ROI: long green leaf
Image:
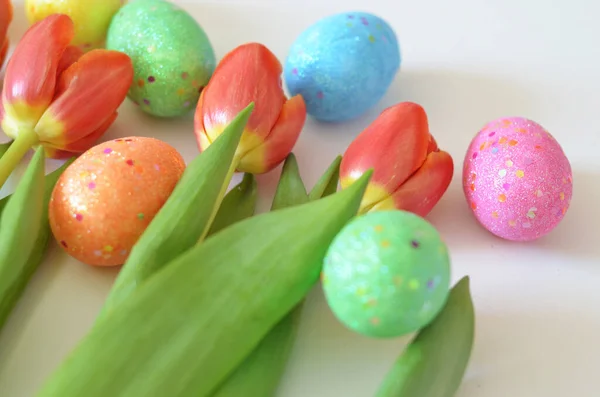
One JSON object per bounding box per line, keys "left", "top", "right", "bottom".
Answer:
{"left": 208, "top": 173, "right": 257, "bottom": 237}
{"left": 0, "top": 142, "right": 11, "bottom": 158}
{"left": 37, "top": 171, "right": 372, "bottom": 397}
{"left": 101, "top": 103, "right": 254, "bottom": 315}
{"left": 308, "top": 155, "right": 342, "bottom": 200}
{"left": 211, "top": 153, "right": 309, "bottom": 397}
{"left": 0, "top": 148, "right": 46, "bottom": 283}
{"left": 375, "top": 276, "right": 475, "bottom": 397}
{"left": 0, "top": 158, "right": 74, "bottom": 330}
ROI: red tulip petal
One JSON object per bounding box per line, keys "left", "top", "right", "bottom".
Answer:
{"left": 200, "top": 43, "right": 286, "bottom": 146}
{"left": 56, "top": 45, "right": 84, "bottom": 78}
{"left": 378, "top": 150, "right": 454, "bottom": 217}
{"left": 1, "top": 14, "right": 74, "bottom": 133}
{"left": 43, "top": 112, "right": 118, "bottom": 159}
{"left": 35, "top": 49, "right": 133, "bottom": 147}
{"left": 0, "top": 0, "right": 12, "bottom": 67}
{"left": 240, "top": 94, "right": 306, "bottom": 174}
{"left": 340, "top": 102, "right": 431, "bottom": 200}
{"left": 194, "top": 89, "right": 213, "bottom": 152}
{"left": 0, "top": 39, "right": 7, "bottom": 70}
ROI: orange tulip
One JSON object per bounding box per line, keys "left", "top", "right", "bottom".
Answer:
{"left": 0, "top": 14, "right": 133, "bottom": 187}
{"left": 0, "top": 0, "right": 12, "bottom": 68}
{"left": 194, "top": 43, "right": 306, "bottom": 174}
{"left": 340, "top": 102, "right": 454, "bottom": 217}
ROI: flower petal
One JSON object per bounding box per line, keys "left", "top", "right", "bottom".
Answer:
{"left": 200, "top": 43, "right": 285, "bottom": 145}
{"left": 0, "top": 0, "right": 12, "bottom": 67}
{"left": 35, "top": 49, "right": 133, "bottom": 146}
{"left": 43, "top": 112, "right": 118, "bottom": 159}
{"left": 375, "top": 150, "right": 454, "bottom": 217}
{"left": 1, "top": 14, "right": 74, "bottom": 133}
{"left": 56, "top": 45, "right": 84, "bottom": 78}
{"left": 340, "top": 102, "right": 431, "bottom": 199}
{"left": 240, "top": 94, "right": 306, "bottom": 174}
{"left": 194, "top": 89, "right": 213, "bottom": 151}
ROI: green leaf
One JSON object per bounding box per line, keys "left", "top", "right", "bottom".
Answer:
{"left": 0, "top": 158, "right": 74, "bottom": 330}
{"left": 375, "top": 276, "right": 475, "bottom": 397}
{"left": 100, "top": 103, "right": 254, "bottom": 316}
{"left": 308, "top": 155, "right": 342, "bottom": 201}
{"left": 270, "top": 153, "right": 308, "bottom": 210}
{"left": 37, "top": 171, "right": 372, "bottom": 397}
{"left": 211, "top": 153, "right": 310, "bottom": 397}
{"left": 208, "top": 173, "right": 257, "bottom": 237}
{"left": 0, "top": 141, "right": 12, "bottom": 158}
{"left": 0, "top": 148, "right": 46, "bottom": 281}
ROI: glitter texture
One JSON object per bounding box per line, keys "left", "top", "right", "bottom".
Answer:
{"left": 49, "top": 137, "right": 186, "bottom": 266}
{"left": 463, "top": 117, "right": 573, "bottom": 242}
{"left": 106, "top": 0, "right": 216, "bottom": 118}
{"left": 321, "top": 210, "right": 451, "bottom": 338}
{"left": 283, "top": 12, "right": 401, "bottom": 122}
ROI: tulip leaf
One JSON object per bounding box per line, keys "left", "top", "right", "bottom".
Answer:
{"left": 211, "top": 153, "right": 310, "bottom": 397}
{"left": 308, "top": 155, "right": 342, "bottom": 201}
{"left": 208, "top": 173, "right": 258, "bottom": 237}
{"left": 0, "top": 141, "right": 11, "bottom": 158}
{"left": 375, "top": 276, "right": 475, "bottom": 397}
{"left": 270, "top": 153, "right": 309, "bottom": 210}
{"left": 0, "top": 158, "right": 74, "bottom": 330}
{"left": 36, "top": 171, "right": 372, "bottom": 397}
{"left": 100, "top": 103, "right": 254, "bottom": 316}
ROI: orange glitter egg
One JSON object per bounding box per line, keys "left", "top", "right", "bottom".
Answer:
{"left": 49, "top": 137, "right": 186, "bottom": 266}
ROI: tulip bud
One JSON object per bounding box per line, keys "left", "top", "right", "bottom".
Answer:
{"left": 194, "top": 43, "right": 306, "bottom": 174}
{"left": 0, "top": 0, "right": 12, "bottom": 68}
{"left": 0, "top": 14, "right": 133, "bottom": 187}
{"left": 340, "top": 102, "right": 454, "bottom": 217}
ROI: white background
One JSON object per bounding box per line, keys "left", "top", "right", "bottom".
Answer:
{"left": 1, "top": 0, "right": 599, "bottom": 396}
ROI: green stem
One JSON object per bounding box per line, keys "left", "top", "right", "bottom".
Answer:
{"left": 198, "top": 156, "right": 240, "bottom": 243}
{"left": 0, "top": 130, "right": 39, "bottom": 189}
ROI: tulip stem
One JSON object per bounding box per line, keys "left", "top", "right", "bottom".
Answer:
{"left": 197, "top": 156, "right": 241, "bottom": 243}
{"left": 0, "top": 130, "right": 39, "bottom": 189}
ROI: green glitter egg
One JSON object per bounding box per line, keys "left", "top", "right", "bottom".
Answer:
{"left": 106, "top": 0, "right": 216, "bottom": 118}
{"left": 322, "top": 210, "right": 451, "bottom": 338}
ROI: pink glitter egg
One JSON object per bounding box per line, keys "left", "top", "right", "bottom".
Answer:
{"left": 49, "top": 137, "right": 186, "bottom": 266}
{"left": 462, "top": 117, "right": 573, "bottom": 242}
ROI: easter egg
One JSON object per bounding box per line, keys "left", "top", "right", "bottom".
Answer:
{"left": 106, "top": 0, "right": 216, "bottom": 118}
{"left": 49, "top": 137, "right": 186, "bottom": 266}
{"left": 284, "top": 12, "right": 401, "bottom": 123}
{"left": 25, "top": 0, "right": 122, "bottom": 50}
{"left": 463, "top": 117, "right": 573, "bottom": 242}
{"left": 322, "top": 210, "right": 451, "bottom": 338}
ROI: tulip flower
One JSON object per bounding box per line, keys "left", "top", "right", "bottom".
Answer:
{"left": 0, "top": 14, "right": 133, "bottom": 188}
{"left": 340, "top": 102, "right": 454, "bottom": 217}
{"left": 0, "top": 0, "right": 12, "bottom": 68}
{"left": 194, "top": 43, "right": 306, "bottom": 174}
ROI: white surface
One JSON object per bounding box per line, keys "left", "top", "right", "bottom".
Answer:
{"left": 1, "top": 0, "right": 599, "bottom": 396}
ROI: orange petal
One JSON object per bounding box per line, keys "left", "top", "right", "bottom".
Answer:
{"left": 375, "top": 150, "right": 454, "bottom": 217}
{"left": 0, "top": 0, "right": 12, "bottom": 67}
{"left": 35, "top": 49, "right": 133, "bottom": 147}
{"left": 340, "top": 102, "right": 431, "bottom": 202}
{"left": 43, "top": 112, "right": 118, "bottom": 159}
{"left": 194, "top": 89, "right": 213, "bottom": 152}
{"left": 240, "top": 94, "right": 306, "bottom": 174}
{"left": 1, "top": 14, "right": 74, "bottom": 132}
{"left": 56, "top": 45, "right": 84, "bottom": 78}
{"left": 199, "top": 43, "right": 286, "bottom": 146}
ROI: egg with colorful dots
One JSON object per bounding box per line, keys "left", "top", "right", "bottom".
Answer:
{"left": 322, "top": 210, "right": 451, "bottom": 338}
{"left": 25, "top": 0, "right": 123, "bottom": 51}
{"left": 463, "top": 117, "right": 573, "bottom": 242}
{"left": 106, "top": 0, "right": 216, "bottom": 118}
{"left": 284, "top": 12, "right": 401, "bottom": 123}
{"left": 49, "top": 137, "right": 186, "bottom": 267}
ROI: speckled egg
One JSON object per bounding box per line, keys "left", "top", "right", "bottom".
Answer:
{"left": 284, "top": 11, "right": 401, "bottom": 123}
{"left": 49, "top": 137, "right": 186, "bottom": 266}
{"left": 463, "top": 117, "right": 573, "bottom": 242}
{"left": 25, "top": 0, "right": 123, "bottom": 50}
{"left": 106, "top": 0, "right": 216, "bottom": 118}
{"left": 322, "top": 210, "right": 451, "bottom": 338}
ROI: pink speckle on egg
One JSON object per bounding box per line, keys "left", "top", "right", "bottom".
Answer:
{"left": 462, "top": 117, "right": 573, "bottom": 242}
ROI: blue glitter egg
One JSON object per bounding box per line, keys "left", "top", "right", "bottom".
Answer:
{"left": 284, "top": 12, "right": 401, "bottom": 123}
